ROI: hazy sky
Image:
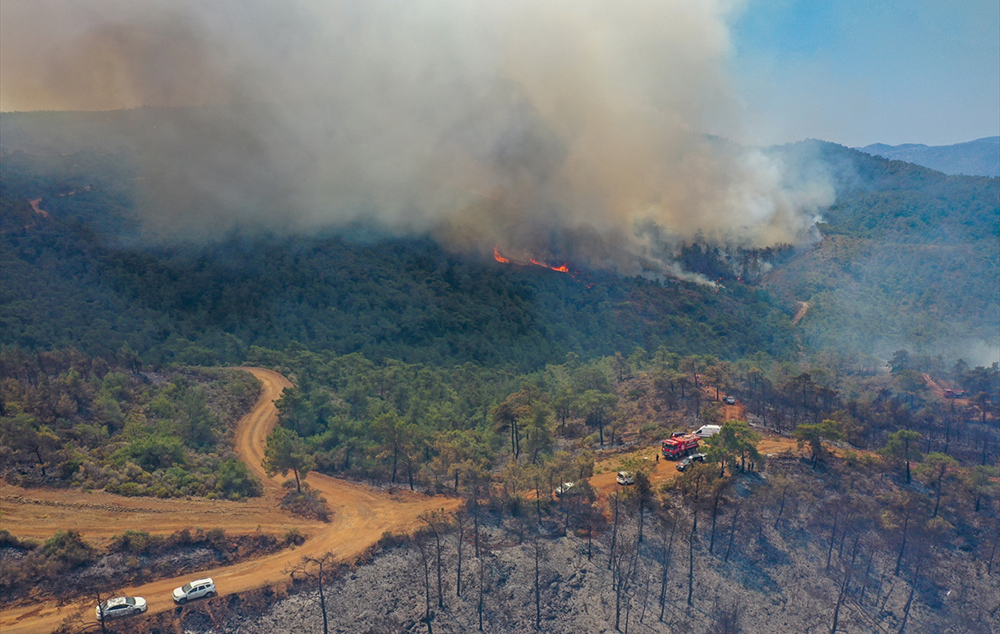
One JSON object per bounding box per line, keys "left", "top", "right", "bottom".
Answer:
{"left": 2, "top": 0, "right": 997, "bottom": 148}
{"left": 729, "top": 0, "right": 1000, "bottom": 147}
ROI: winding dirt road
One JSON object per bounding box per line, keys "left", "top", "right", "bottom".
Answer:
{"left": 0, "top": 367, "right": 460, "bottom": 634}
{"left": 791, "top": 301, "right": 810, "bottom": 325}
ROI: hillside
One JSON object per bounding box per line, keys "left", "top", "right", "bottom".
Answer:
{"left": 4, "top": 112, "right": 998, "bottom": 369}
{"left": 858, "top": 137, "right": 1000, "bottom": 178}
{"left": 9, "top": 352, "right": 996, "bottom": 634}
{"left": 0, "top": 210, "right": 798, "bottom": 368}
{"left": 2, "top": 112, "right": 998, "bottom": 634}
{"left": 1, "top": 110, "right": 799, "bottom": 369}
{"left": 763, "top": 141, "right": 1000, "bottom": 362}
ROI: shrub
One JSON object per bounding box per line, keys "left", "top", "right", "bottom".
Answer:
{"left": 215, "top": 458, "right": 262, "bottom": 499}
{"left": 116, "top": 482, "right": 144, "bottom": 496}
{"left": 282, "top": 529, "right": 305, "bottom": 546}
{"left": 279, "top": 485, "right": 330, "bottom": 522}
{"left": 109, "top": 530, "right": 155, "bottom": 555}
{"left": 40, "top": 530, "right": 95, "bottom": 569}
{"left": 0, "top": 530, "right": 36, "bottom": 550}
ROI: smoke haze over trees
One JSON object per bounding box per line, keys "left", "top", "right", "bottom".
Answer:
{"left": 0, "top": 0, "right": 838, "bottom": 278}
{"left": 1, "top": 3, "right": 999, "bottom": 633}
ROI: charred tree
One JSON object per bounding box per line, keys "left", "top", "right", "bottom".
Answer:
{"left": 724, "top": 505, "right": 740, "bottom": 563}
{"left": 613, "top": 537, "right": 640, "bottom": 632}
{"left": 895, "top": 513, "right": 910, "bottom": 576}
{"left": 609, "top": 492, "right": 621, "bottom": 570}
{"left": 897, "top": 559, "right": 923, "bottom": 634}
{"left": 419, "top": 510, "right": 451, "bottom": 614}
{"left": 826, "top": 507, "right": 841, "bottom": 571}
{"left": 687, "top": 509, "right": 698, "bottom": 608}
{"left": 658, "top": 513, "right": 677, "bottom": 622}
{"left": 456, "top": 512, "right": 466, "bottom": 597}
{"left": 830, "top": 533, "right": 862, "bottom": 634}
{"left": 416, "top": 535, "right": 433, "bottom": 628}
{"left": 473, "top": 486, "right": 481, "bottom": 558}
{"left": 708, "top": 478, "right": 730, "bottom": 554}
{"left": 286, "top": 552, "right": 337, "bottom": 634}
{"left": 533, "top": 535, "right": 545, "bottom": 630}
{"left": 477, "top": 556, "right": 486, "bottom": 631}
{"left": 988, "top": 527, "right": 998, "bottom": 576}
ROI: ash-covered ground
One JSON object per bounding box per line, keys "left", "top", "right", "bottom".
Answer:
{"left": 176, "top": 506, "right": 997, "bottom": 634}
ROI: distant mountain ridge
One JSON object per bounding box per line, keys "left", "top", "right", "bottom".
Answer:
{"left": 857, "top": 136, "right": 999, "bottom": 177}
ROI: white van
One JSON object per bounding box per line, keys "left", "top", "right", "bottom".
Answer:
{"left": 693, "top": 425, "right": 721, "bottom": 438}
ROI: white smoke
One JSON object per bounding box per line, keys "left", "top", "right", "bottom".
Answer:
{"left": 0, "top": 0, "right": 835, "bottom": 272}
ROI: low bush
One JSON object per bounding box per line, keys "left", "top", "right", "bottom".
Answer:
{"left": 279, "top": 484, "right": 330, "bottom": 522}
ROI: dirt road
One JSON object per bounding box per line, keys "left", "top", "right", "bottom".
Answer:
{"left": 589, "top": 433, "right": 807, "bottom": 498}
{"left": 791, "top": 301, "right": 810, "bottom": 325}
{"left": 0, "top": 368, "right": 459, "bottom": 634}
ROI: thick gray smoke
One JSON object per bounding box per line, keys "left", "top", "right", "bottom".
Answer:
{"left": 1, "top": 0, "right": 834, "bottom": 275}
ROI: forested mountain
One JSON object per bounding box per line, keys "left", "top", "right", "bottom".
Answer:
{"left": 2, "top": 110, "right": 999, "bottom": 634}
{"left": 1, "top": 109, "right": 798, "bottom": 368}
{"left": 858, "top": 136, "right": 1000, "bottom": 177}
{"left": 3, "top": 112, "right": 997, "bottom": 370}
{"left": 0, "top": 204, "right": 797, "bottom": 368}
{"left": 764, "top": 140, "right": 999, "bottom": 362}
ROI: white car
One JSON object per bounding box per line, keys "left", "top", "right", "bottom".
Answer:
{"left": 554, "top": 482, "right": 575, "bottom": 497}
{"left": 96, "top": 596, "right": 147, "bottom": 621}
{"left": 173, "top": 577, "right": 216, "bottom": 603}
{"left": 723, "top": 396, "right": 736, "bottom": 405}
{"left": 616, "top": 471, "right": 635, "bottom": 485}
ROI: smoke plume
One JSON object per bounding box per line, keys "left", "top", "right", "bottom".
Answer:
{"left": 1, "top": 0, "right": 835, "bottom": 275}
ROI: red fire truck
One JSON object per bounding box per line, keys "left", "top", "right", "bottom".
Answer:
{"left": 662, "top": 433, "right": 701, "bottom": 460}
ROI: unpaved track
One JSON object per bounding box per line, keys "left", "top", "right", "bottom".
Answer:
{"left": 0, "top": 367, "right": 459, "bottom": 634}
{"left": 590, "top": 433, "right": 809, "bottom": 498}
{"left": 791, "top": 301, "right": 810, "bottom": 325}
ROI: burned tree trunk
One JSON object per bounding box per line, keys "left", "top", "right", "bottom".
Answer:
{"left": 416, "top": 537, "right": 433, "bottom": 626}
{"left": 830, "top": 534, "right": 861, "bottom": 634}
{"left": 609, "top": 492, "right": 621, "bottom": 570}
{"left": 895, "top": 513, "right": 910, "bottom": 576}
{"left": 687, "top": 509, "right": 698, "bottom": 608}
{"left": 478, "top": 557, "right": 486, "bottom": 631}
{"left": 897, "top": 559, "right": 922, "bottom": 634}
{"left": 286, "top": 552, "right": 337, "bottom": 634}
{"left": 533, "top": 536, "right": 543, "bottom": 630}
{"left": 456, "top": 513, "right": 466, "bottom": 597}
{"left": 724, "top": 505, "right": 740, "bottom": 563}
{"left": 659, "top": 516, "right": 677, "bottom": 622}
{"left": 826, "top": 508, "right": 840, "bottom": 571}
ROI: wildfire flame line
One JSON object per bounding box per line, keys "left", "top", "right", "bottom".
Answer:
{"left": 494, "top": 246, "right": 570, "bottom": 274}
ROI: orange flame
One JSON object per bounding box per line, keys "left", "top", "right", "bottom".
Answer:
{"left": 494, "top": 246, "right": 570, "bottom": 274}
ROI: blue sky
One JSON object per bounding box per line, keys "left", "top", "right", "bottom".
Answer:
{"left": 729, "top": 0, "right": 1000, "bottom": 147}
